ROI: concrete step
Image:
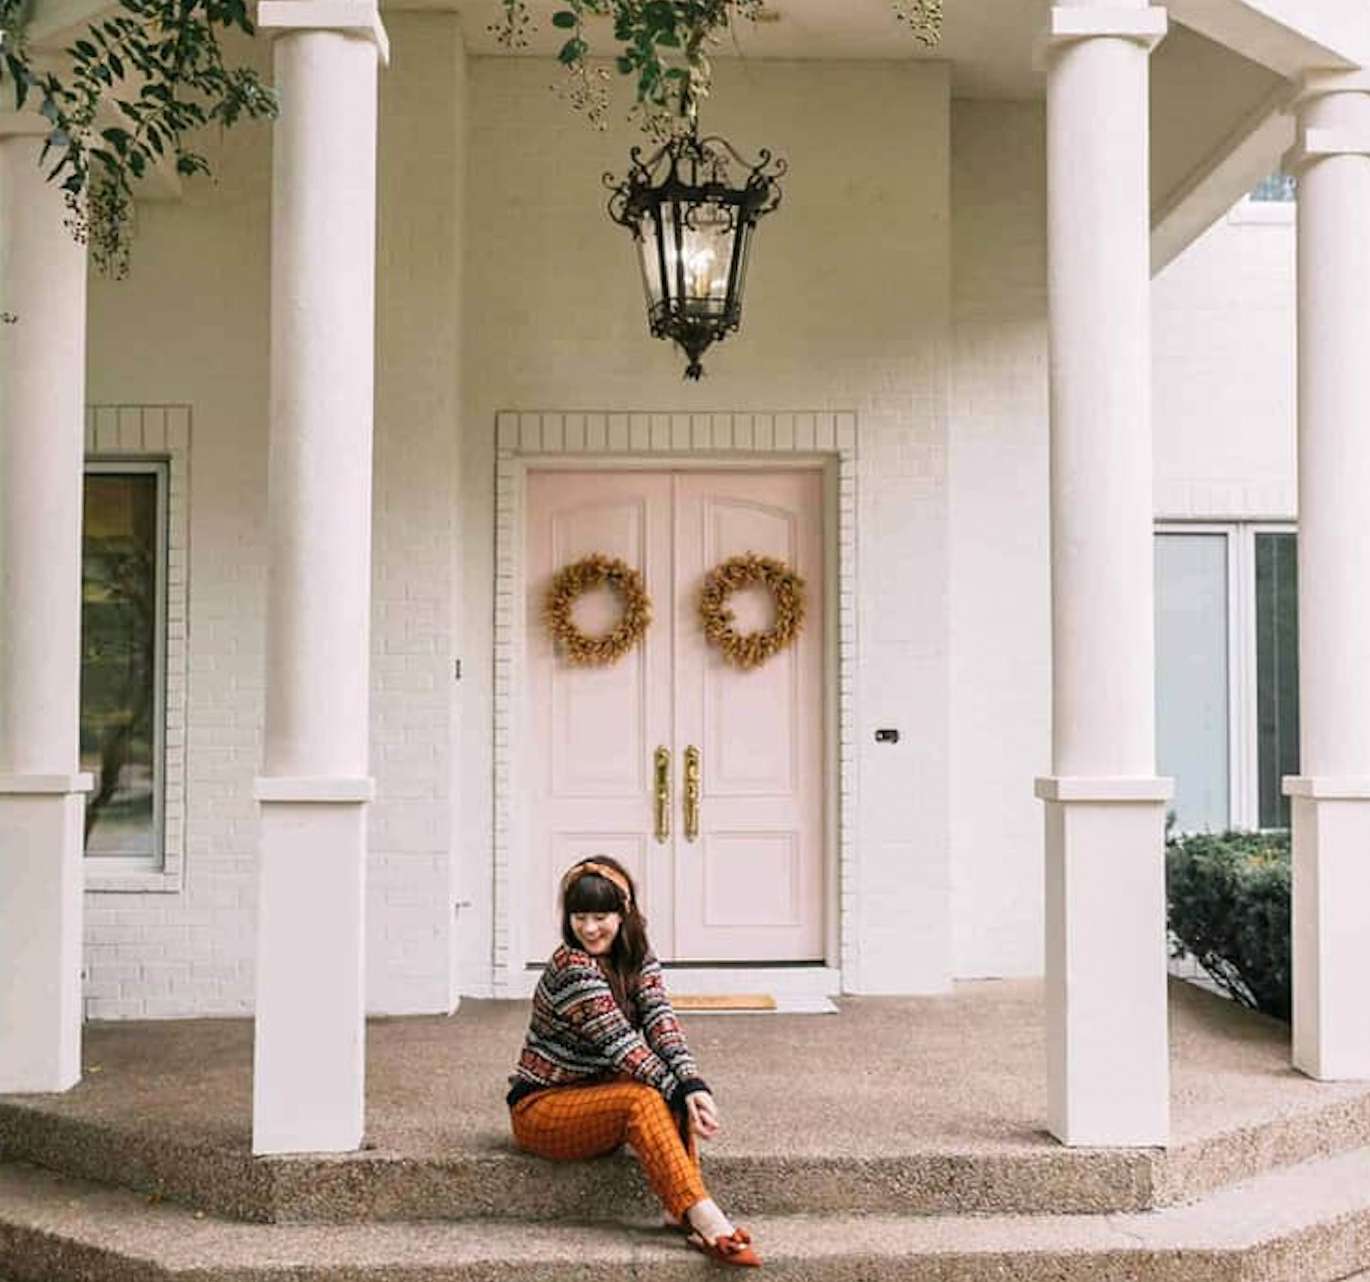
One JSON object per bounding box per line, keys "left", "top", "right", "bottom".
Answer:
{"left": 7, "top": 1085, "right": 1370, "bottom": 1226}
{"left": 7, "top": 1144, "right": 1370, "bottom": 1282}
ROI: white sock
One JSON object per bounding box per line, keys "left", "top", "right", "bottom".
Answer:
{"left": 685, "top": 1198, "right": 734, "bottom": 1241}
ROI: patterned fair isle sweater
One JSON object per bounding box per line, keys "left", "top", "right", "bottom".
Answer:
{"left": 506, "top": 944, "right": 709, "bottom": 1110}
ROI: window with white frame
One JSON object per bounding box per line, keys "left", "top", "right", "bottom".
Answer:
{"left": 1154, "top": 524, "right": 1300, "bottom": 833}
{"left": 81, "top": 461, "right": 168, "bottom": 864}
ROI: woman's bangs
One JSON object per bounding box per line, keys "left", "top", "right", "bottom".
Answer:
{"left": 563, "top": 873, "right": 622, "bottom": 915}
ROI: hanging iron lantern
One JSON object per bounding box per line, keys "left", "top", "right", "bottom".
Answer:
{"left": 606, "top": 127, "right": 786, "bottom": 380}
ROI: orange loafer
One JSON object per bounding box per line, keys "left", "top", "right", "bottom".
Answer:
{"left": 687, "top": 1226, "right": 762, "bottom": 1268}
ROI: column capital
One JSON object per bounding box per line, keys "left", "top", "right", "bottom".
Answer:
{"left": 257, "top": 0, "right": 389, "bottom": 65}
{"left": 1295, "top": 68, "right": 1370, "bottom": 107}
{"left": 1284, "top": 124, "right": 1370, "bottom": 174}
{"left": 1044, "top": 6, "right": 1168, "bottom": 52}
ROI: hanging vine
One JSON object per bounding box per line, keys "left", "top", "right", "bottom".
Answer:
{"left": 0, "top": 0, "right": 277, "bottom": 276}
{"left": 491, "top": 0, "right": 944, "bottom": 134}
{"left": 0, "top": 0, "right": 942, "bottom": 273}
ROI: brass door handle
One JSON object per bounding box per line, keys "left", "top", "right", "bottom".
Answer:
{"left": 684, "top": 745, "right": 701, "bottom": 843}
{"left": 654, "top": 746, "right": 671, "bottom": 844}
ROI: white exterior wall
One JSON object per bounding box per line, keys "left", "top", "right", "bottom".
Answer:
{"left": 459, "top": 57, "right": 955, "bottom": 996}
{"left": 82, "top": 15, "right": 464, "bottom": 1018}
{"left": 74, "top": 35, "right": 1291, "bottom": 1014}
{"left": 948, "top": 100, "right": 1051, "bottom": 979}
{"left": 1153, "top": 201, "right": 1297, "bottom": 520}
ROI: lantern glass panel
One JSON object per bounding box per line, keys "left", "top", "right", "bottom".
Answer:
{"left": 636, "top": 210, "right": 666, "bottom": 310}
{"left": 731, "top": 217, "right": 757, "bottom": 317}
{"left": 679, "top": 202, "right": 735, "bottom": 318}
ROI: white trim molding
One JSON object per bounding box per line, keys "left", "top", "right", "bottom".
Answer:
{"left": 1048, "top": 6, "right": 1169, "bottom": 48}
{"left": 83, "top": 405, "right": 191, "bottom": 896}
{"left": 257, "top": 0, "right": 390, "bottom": 65}
{"left": 1033, "top": 776, "right": 1175, "bottom": 802}
{"left": 490, "top": 410, "right": 859, "bottom": 997}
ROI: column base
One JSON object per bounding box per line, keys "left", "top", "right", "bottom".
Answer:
{"left": 253, "top": 790, "right": 369, "bottom": 1155}
{"left": 0, "top": 776, "right": 92, "bottom": 1093}
{"left": 1037, "top": 776, "right": 1172, "bottom": 1147}
{"left": 1285, "top": 778, "right": 1370, "bottom": 1081}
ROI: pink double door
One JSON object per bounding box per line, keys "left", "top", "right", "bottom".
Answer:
{"left": 525, "top": 468, "right": 826, "bottom": 963}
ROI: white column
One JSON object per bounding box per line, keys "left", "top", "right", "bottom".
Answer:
{"left": 251, "top": 1, "right": 388, "bottom": 1155}
{"left": 1283, "top": 71, "right": 1370, "bottom": 1083}
{"left": 0, "top": 115, "right": 93, "bottom": 1093}
{"left": 1036, "top": 3, "right": 1172, "bottom": 1147}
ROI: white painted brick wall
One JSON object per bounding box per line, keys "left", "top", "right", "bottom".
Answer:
{"left": 947, "top": 101, "right": 1052, "bottom": 980}
{"left": 77, "top": 38, "right": 1288, "bottom": 1014}
{"left": 81, "top": 16, "right": 465, "bottom": 1019}
{"left": 461, "top": 57, "right": 953, "bottom": 996}
{"left": 1153, "top": 201, "right": 1296, "bottom": 519}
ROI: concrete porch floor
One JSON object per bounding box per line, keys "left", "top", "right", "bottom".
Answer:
{"left": 4, "top": 977, "right": 1370, "bottom": 1224}
{"left": 9, "top": 979, "right": 1370, "bottom": 1280}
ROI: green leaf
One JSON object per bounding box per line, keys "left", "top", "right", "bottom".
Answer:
{"left": 5, "top": 55, "right": 29, "bottom": 111}
{"left": 551, "top": 9, "right": 577, "bottom": 27}
{"left": 557, "top": 36, "right": 586, "bottom": 64}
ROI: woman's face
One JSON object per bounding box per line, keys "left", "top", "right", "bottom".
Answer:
{"left": 570, "top": 911, "right": 622, "bottom": 956}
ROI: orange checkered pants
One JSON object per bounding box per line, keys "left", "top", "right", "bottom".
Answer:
{"left": 510, "top": 1079, "right": 709, "bottom": 1219}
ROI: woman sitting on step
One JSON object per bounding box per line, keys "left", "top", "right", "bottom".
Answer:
{"left": 507, "top": 856, "right": 761, "bottom": 1268}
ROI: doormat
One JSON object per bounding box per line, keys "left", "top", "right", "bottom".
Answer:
{"left": 673, "top": 994, "right": 839, "bottom": 1015}
{"left": 674, "top": 994, "right": 777, "bottom": 1011}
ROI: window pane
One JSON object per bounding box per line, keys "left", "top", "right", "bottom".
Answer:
{"left": 1250, "top": 171, "right": 1297, "bottom": 202}
{"left": 81, "top": 472, "right": 160, "bottom": 857}
{"left": 1256, "top": 532, "right": 1299, "bottom": 828}
{"left": 1155, "top": 534, "right": 1230, "bottom": 833}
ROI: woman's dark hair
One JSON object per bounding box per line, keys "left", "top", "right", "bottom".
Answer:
{"left": 560, "top": 855, "right": 650, "bottom": 1021}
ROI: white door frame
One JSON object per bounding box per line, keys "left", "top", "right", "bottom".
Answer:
{"left": 491, "top": 411, "right": 860, "bottom": 997}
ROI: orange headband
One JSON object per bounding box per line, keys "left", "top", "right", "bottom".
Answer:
{"left": 561, "top": 860, "right": 633, "bottom": 910}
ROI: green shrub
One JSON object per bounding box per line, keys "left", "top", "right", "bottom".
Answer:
{"left": 1165, "top": 828, "right": 1291, "bottom": 1021}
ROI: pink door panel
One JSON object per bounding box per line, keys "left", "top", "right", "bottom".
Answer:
{"left": 526, "top": 471, "right": 673, "bottom": 960}
{"left": 673, "top": 471, "right": 825, "bottom": 961}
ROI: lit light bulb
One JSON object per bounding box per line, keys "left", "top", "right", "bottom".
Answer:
{"left": 686, "top": 245, "right": 716, "bottom": 298}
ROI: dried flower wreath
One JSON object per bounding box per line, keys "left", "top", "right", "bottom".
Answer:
{"left": 698, "top": 552, "right": 804, "bottom": 670}
{"left": 544, "top": 553, "right": 652, "bottom": 665}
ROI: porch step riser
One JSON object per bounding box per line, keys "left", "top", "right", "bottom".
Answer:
{"left": 8, "top": 1150, "right": 1370, "bottom": 1282}
{"left": 9, "top": 1092, "right": 1370, "bottom": 1227}
{"left": 4, "top": 1217, "right": 1370, "bottom": 1282}
{"left": 1, "top": 1112, "right": 1161, "bottom": 1221}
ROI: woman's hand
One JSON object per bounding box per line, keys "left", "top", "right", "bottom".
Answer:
{"left": 685, "top": 1090, "right": 720, "bottom": 1141}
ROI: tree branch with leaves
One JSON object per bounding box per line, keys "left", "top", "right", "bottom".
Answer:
{"left": 0, "top": 0, "right": 276, "bottom": 275}
{"left": 491, "top": 0, "right": 944, "bottom": 134}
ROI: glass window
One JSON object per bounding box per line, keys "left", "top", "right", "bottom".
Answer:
{"left": 1250, "top": 172, "right": 1297, "bottom": 202}
{"left": 1155, "top": 533, "right": 1230, "bottom": 833}
{"left": 81, "top": 465, "right": 166, "bottom": 860}
{"left": 1255, "top": 532, "right": 1299, "bottom": 828}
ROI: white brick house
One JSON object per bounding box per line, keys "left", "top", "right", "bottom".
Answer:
{"left": 2, "top": 0, "right": 1366, "bottom": 1155}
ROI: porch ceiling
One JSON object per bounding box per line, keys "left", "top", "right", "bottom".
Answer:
{"left": 446, "top": 0, "right": 1049, "bottom": 98}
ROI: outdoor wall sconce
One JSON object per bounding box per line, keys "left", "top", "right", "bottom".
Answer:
{"left": 606, "top": 127, "right": 786, "bottom": 380}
